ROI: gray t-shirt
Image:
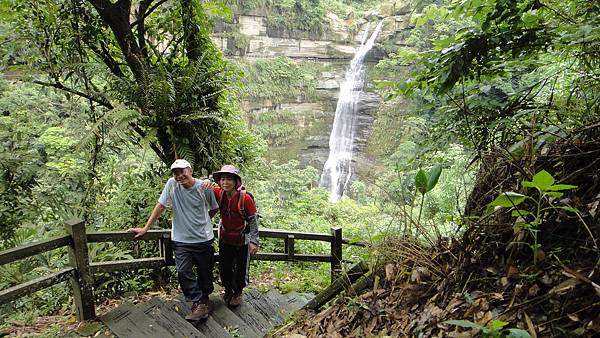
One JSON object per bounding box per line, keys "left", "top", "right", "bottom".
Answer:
{"left": 158, "top": 177, "right": 218, "bottom": 243}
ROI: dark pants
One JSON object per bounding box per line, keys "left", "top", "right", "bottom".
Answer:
{"left": 172, "top": 240, "right": 214, "bottom": 304}
{"left": 218, "top": 241, "right": 250, "bottom": 295}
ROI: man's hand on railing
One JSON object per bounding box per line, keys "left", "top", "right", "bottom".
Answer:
{"left": 127, "top": 227, "right": 148, "bottom": 238}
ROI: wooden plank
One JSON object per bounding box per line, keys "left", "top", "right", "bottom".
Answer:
{"left": 282, "top": 291, "right": 311, "bottom": 312}
{"left": 228, "top": 297, "right": 272, "bottom": 336}
{"left": 252, "top": 253, "right": 331, "bottom": 262}
{"left": 100, "top": 301, "right": 135, "bottom": 324}
{"left": 90, "top": 258, "right": 166, "bottom": 274}
{"left": 264, "top": 289, "right": 297, "bottom": 317}
{"left": 303, "top": 260, "right": 368, "bottom": 311}
{"left": 259, "top": 228, "right": 333, "bottom": 242}
{"left": 87, "top": 229, "right": 169, "bottom": 243}
{"left": 87, "top": 228, "right": 335, "bottom": 242}
{"left": 139, "top": 298, "right": 205, "bottom": 337}
{"left": 100, "top": 301, "right": 174, "bottom": 338}
{"left": 242, "top": 288, "right": 285, "bottom": 327}
{"left": 0, "top": 235, "right": 71, "bottom": 266}
{"left": 165, "top": 297, "right": 232, "bottom": 338}
{"left": 65, "top": 219, "right": 95, "bottom": 321}
{"left": 0, "top": 268, "right": 74, "bottom": 304}
{"left": 330, "top": 227, "right": 342, "bottom": 282}
{"left": 341, "top": 238, "right": 370, "bottom": 247}
{"left": 208, "top": 295, "right": 261, "bottom": 338}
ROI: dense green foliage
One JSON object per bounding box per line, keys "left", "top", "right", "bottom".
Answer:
{"left": 1, "top": 0, "right": 262, "bottom": 173}
{"left": 234, "top": 57, "right": 322, "bottom": 103}
{"left": 385, "top": 0, "right": 600, "bottom": 154}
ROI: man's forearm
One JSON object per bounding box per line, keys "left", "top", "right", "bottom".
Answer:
{"left": 145, "top": 203, "right": 165, "bottom": 229}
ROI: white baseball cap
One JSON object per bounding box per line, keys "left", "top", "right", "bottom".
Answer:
{"left": 170, "top": 159, "right": 191, "bottom": 170}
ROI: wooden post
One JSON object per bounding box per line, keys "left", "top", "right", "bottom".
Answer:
{"left": 161, "top": 233, "right": 175, "bottom": 266}
{"left": 65, "top": 219, "right": 95, "bottom": 321}
{"left": 286, "top": 235, "right": 295, "bottom": 260}
{"left": 330, "top": 226, "right": 342, "bottom": 283}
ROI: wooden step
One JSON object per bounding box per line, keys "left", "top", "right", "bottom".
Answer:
{"left": 228, "top": 296, "right": 273, "bottom": 336}
{"left": 100, "top": 300, "right": 193, "bottom": 338}
{"left": 242, "top": 288, "right": 287, "bottom": 327}
{"left": 163, "top": 297, "right": 232, "bottom": 338}
{"left": 209, "top": 295, "right": 263, "bottom": 338}
{"left": 100, "top": 289, "right": 314, "bottom": 337}
{"left": 138, "top": 298, "right": 205, "bottom": 338}
{"left": 283, "top": 291, "right": 312, "bottom": 312}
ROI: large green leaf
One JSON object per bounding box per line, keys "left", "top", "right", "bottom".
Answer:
{"left": 489, "top": 192, "right": 526, "bottom": 208}
{"left": 547, "top": 184, "right": 577, "bottom": 191}
{"left": 426, "top": 164, "right": 442, "bottom": 192}
{"left": 415, "top": 169, "right": 428, "bottom": 195}
{"left": 507, "top": 328, "right": 532, "bottom": 338}
{"left": 531, "top": 170, "right": 555, "bottom": 191}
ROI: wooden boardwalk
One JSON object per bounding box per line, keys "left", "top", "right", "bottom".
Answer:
{"left": 100, "top": 289, "right": 312, "bottom": 338}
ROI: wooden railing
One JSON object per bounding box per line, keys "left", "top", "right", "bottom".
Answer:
{"left": 0, "top": 219, "right": 361, "bottom": 321}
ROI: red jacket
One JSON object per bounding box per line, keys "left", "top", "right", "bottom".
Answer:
{"left": 213, "top": 187, "right": 257, "bottom": 246}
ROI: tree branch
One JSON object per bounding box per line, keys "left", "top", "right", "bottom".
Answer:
{"left": 180, "top": 0, "right": 201, "bottom": 60}
{"left": 32, "top": 80, "right": 114, "bottom": 109}
{"left": 87, "top": 0, "right": 147, "bottom": 84}
{"left": 135, "top": 0, "right": 152, "bottom": 64}
{"left": 130, "top": 0, "right": 168, "bottom": 28}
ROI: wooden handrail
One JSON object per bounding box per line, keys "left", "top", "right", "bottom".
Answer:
{"left": 0, "top": 235, "right": 71, "bottom": 266}
{"left": 0, "top": 220, "right": 352, "bottom": 322}
{"left": 86, "top": 228, "right": 337, "bottom": 242}
{"left": 87, "top": 229, "right": 168, "bottom": 242}
{"left": 0, "top": 268, "right": 75, "bottom": 304}
{"left": 90, "top": 257, "right": 166, "bottom": 274}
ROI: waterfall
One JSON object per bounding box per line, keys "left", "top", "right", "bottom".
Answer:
{"left": 320, "top": 20, "right": 384, "bottom": 202}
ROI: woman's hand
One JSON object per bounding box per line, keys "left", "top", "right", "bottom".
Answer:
{"left": 248, "top": 242, "right": 258, "bottom": 255}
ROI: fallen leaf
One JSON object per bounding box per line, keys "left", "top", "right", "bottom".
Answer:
{"left": 550, "top": 278, "right": 579, "bottom": 295}
{"left": 385, "top": 263, "right": 395, "bottom": 282}
{"left": 524, "top": 312, "right": 537, "bottom": 338}
{"left": 528, "top": 284, "right": 540, "bottom": 297}
{"left": 507, "top": 265, "right": 520, "bottom": 280}
{"left": 491, "top": 293, "right": 504, "bottom": 301}
{"left": 567, "top": 313, "right": 580, "bottom": 322}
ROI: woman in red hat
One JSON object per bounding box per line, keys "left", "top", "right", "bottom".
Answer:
{"left": 210, "top": 165, "right": 259, "bottom": 306}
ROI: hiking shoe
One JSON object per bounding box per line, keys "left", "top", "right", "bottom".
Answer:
{"left": 185, "top": 301, "right": 211, "bottom": 321}
{"left": 222, "top": 290, "right": 233, "bottom": 305}
{"left": 228, "top": 293, "right": 242, "bottom": 307}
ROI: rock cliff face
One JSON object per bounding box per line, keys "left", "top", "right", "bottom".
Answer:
{"left": 214, "top": 2, "right": 412, "bottom": 182}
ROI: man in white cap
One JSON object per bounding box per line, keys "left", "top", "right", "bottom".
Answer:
{"left": 128, "top": 159, "right": 219, "bottom": 321}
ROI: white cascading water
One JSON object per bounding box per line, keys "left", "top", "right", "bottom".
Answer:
{"left": 320, "top": 20, "right": 384, "bottom": 202}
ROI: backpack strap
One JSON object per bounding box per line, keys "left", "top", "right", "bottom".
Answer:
{"left": 238, "top": 190, "right": 246, "bottom": 219}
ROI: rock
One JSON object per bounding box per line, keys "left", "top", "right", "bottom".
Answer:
{"left": 239, "top": 16, "right": 266, "bottom": 36}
